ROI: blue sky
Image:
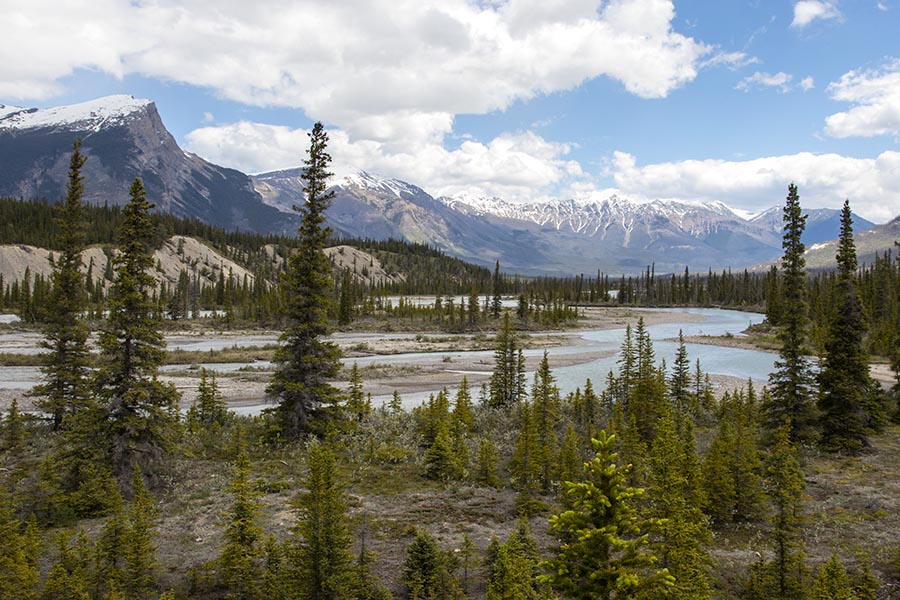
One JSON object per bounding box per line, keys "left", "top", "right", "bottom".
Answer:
{"left": 3, "top": 0, "right": 900, "bottom": 221}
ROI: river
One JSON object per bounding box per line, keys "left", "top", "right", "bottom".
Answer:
{"left": 1, "top": 307, "right": 775, "bottom": 414}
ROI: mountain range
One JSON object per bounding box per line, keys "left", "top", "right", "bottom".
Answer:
{"left": 0, "top": 95, "right": 882, "bottom": 275}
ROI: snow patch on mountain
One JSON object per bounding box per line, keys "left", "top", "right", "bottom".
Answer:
{"left": 0, "top": 104, "right": 26, "bottom": 119}
{"left": 0, "top": 95, "right": 152, "bottom": 132}
{"left": 339, "top": 171, "right": 428, "bottom": 200}
{"left": 441, "top": 194, "right": 744, "bottom": 238}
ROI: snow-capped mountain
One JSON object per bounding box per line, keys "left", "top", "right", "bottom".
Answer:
{"left": 442, "top": 195, "right": 749, "bottom": 238}
{"left": 750, "top": 205, "right": 875, "bottom": 245}
{"left": 0, "top": 96, "right": 152, "bottom": 133}
{"left": 252, "top": 168, "right": 551, "bottom": 268}
{"left": 0, "top": 95, "right": 880, "bottom": 274}
{"left": 440, "top": 193, "right": 782, "bottom": 270}
{"left": 0, "top": 95, "right": 291, "bottom": 234}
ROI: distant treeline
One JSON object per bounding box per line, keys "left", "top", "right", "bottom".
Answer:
{"left": 2, "top": 197, "right": 898, "bottom": 356}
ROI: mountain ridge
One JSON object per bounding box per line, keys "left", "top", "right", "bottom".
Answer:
{"left": 0, "top": 95, "right": 886, "bottom": 275}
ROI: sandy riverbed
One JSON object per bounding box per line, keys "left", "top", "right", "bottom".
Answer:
{"left": 0, "top": 306, "right": 741, "bottom": 414}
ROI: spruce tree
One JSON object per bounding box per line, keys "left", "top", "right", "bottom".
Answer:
{"left": 531, "top": 351, "right": 560, "bottom": 490}
{"left": 42, "top": 530, "right": 93, "bottom": 600}
{"left": 765, "top": 184, "right": 817, "bottom": 443}
{"left": 289, "top": 443, "right": 354, "bottom": 600}
{"left": 669, "top": 330, "right": 694, "bottom": 418}
{"left": 486, "top": 542, "right": 540, "bottom": 600}
{"left": 191, "top": 368, "right": 230, "bottom": 427}
{"left": 647, "top": 414, "right": 711, "bottom": 600}
{"left": 219, "top": 447, "right": 263, "bottom": 600}
{"left": 268, "top": 122, "right": 342, "bottom": 438}
{"left": 33, "top": 139, "right": 91, "bottom": 430}
{"left": 812, "top": 555, "right": 857, "bottom": 600}
{"left": 488, "top": 312, "right": 525, "bottom": 408}
{"left": 423, "top": 420, "right": 461, "bottom": 481}
{"left": 0, "top": 488, "right": 41, "bottom": 600}
{"left": 451, "top": 378, "right": 475, "bottom": 432}
{"left": 818, "top": 201, "right": 878, "bottom": 452}
{"left": 123, "top": 468, "right": 159, "bottom": 600}
{"left": 401, "top": 530, "right": 463, "bottom": 600}
{"left": 338, "top": 268, "right": 353, "bottom": 326}
{"left": 510, "top": 400, "right": 540, "bottom": 494}
{"left": 2, "top": 398, "right": 23, "bottom": 452}
{"left": 540, "top": 431, "right": 673, "bottom": 599}
{"left": 557, "top": 422, "right": 582, "bottom": 486}
{"left": 94, "top": 487, "right": 127, "bottom": 596}
{"left": 95, "top": 178, "right": 179, "bottom": 489}
{"left": 475, "top": 438, "right": 502, "bottom": 488}
{"left": 347, "top": 362, "right": 368, "bottom": 423}
{"left": 753, "top": 425, "right": 808, "bottom": 600}
{"left": 490, "top": 261, "right": 503, "bottom": 319}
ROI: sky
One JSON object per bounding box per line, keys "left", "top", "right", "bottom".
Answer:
{"left": 3, "top": 0, "right": 900, "bottom": 223}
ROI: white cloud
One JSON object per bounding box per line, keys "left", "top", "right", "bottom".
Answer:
{"left": 700, "top": 51, "right": 759, "bottom": 70}
{"left": 791, "top": 1, "right": 842, "bottom": 28}
{"left": 185, "top": 121, "right": 582, "bottom": 203}
{"left": 1, "top": 0, "right": 717, "bottom": 149}
{"left": 606, "top": 150, "right": 900, "bottom": 222}
{"left": 825, "top": 59, "right": 900, "bottom": 138}
{"left": 799, "top": 76, "right": 815, "bottom": 91}
{"left": 736, "top": 71, "right": 795, "bottom": 93}
{"left": 877, "top": 2, "right": 890, "bottom": 11}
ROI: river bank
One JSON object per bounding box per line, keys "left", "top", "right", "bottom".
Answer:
{"left": 2, "top": 306, "right": 767, "bottom": 415}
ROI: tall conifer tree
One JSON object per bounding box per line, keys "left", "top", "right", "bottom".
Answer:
{"left": 488, "top": 312, "right": 525, "bottom": 408}
{"left": 765, "top": 184, "right": 817, "bottom": 443}
{"left": 818, "top": 201, "right": 876, "bottom": 452}
{"left": 268, "top": 122, "right": 342, "bottom": 438}
{"left": 34, "top": 139, "right": 91, "bottom": 430}
{"left": 289, "top": 443, "right": 354, "bottom": 600}
{"left": 540, "top": 431, "right": 673, "bottom": 599}
{"left": 95, "top": 178, "right": 179, "bottom": 488}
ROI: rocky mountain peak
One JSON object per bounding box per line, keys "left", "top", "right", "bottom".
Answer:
{"left": 0, "top": 95, "right": 153, "bottom": 133}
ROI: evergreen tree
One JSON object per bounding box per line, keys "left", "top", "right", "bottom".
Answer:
{"left": 423, "top": 420, "right": 461, "bottom": 481}
{"left": 219, "top": 447, "right": 263, "bottom": 600}
{"left": 475, "top": 438, "right": 502, "bottom": 488}
{"left": 268, "top": 122, "right": 343, "bottom": 438}
{"left": 338, "top": 268, "right": 353, "bottom": 326}
{"left": 33, "top": 139, "right": 91, "bottom": 430}
{"left": 190, "top": 368, "right": 230, "bottom": 428}
{"left": 531, "top": 352, "right": 560, "bottom": 490}
{"left": 701, "top": 389, "right": 764, "bottom": 524}
{"left": 2, "top": 398, "right": 23, "bottom": 452}
{"left": 0, "top": 488, "right": 40, "bottom": 600}
{"left": 818, "top": 201, "right": 879, "bottom": 452}
{"left": 511, "top": 400, "right": 540, "bottom": 495}
{"left": 751, "top": 425, "right": 808, "bottom": 600}
{"left": 812, "top": 555, "right": 857, "bottom": 600}
{"left": 42, "top": 530, "right": 93, "bottom": 600}
{"left": 289, "top": 443, "right": 354, "bottom": 600}
{"left": 540, "top": 431, "right": 673, "bottom": 599}
{"left": 347, "top": 362, "right": 368, "bottom": 422}
{"left": 765, "top": 184, "right": 817, "bottom": 443}
{"left": 401, "top": 531, "right": 462, "bottom": 600}
{"left": 486, "top": 542, "right": 539, "bottom": 600}
{"left": 94, "top": 178, "right": 179, "bottom": 489}
{"left": 94, "top": 487, "right": 127, "bottom": 596}
{"left": 557, "top": 422, "right": 582, "bottom": 487}
{"left": 669, "top": 330, "right": 695, "bottom": 418}
{"left": 451, "top": 378, "right": 475, "bottom": 432}
{"left": 647, "top": 414, "right": 711, "bottom": 600}
{"left": 123, "top": 468, "right": 159, "bottom": 600}
{"left": 491, "top": 261, "right": 503, "bottom": 318}
{"left": 488, "top": 312, "right": 525, "bottom": 408}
